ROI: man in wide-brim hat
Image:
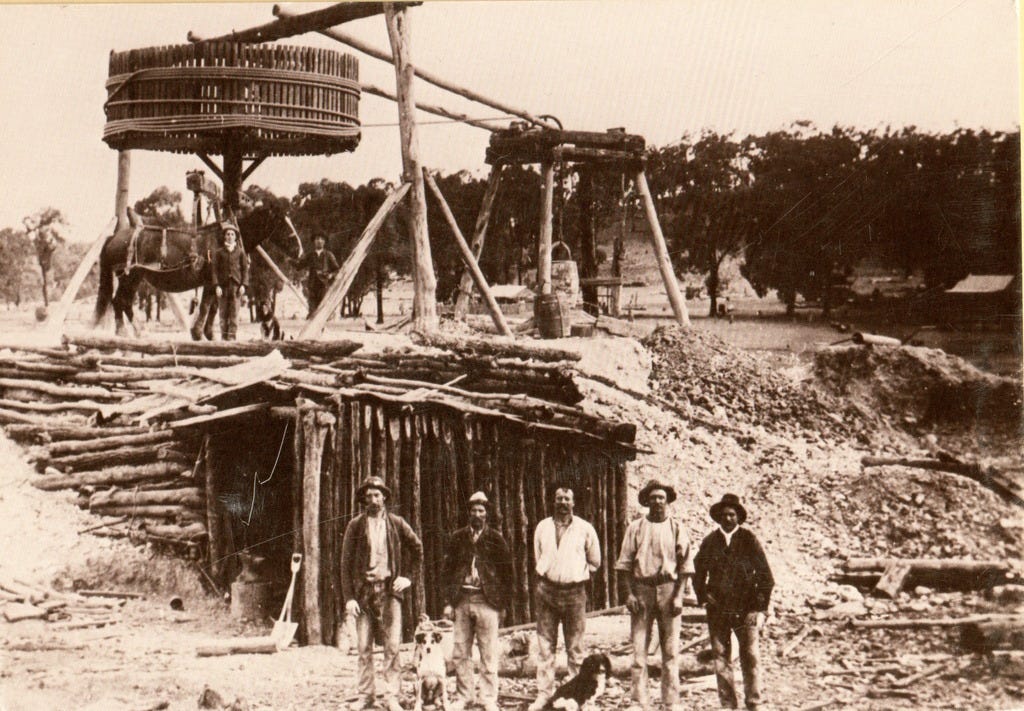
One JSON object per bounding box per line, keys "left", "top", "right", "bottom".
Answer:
{"left": 693, "top": 494, "right": 774, "bottom": 711}
{"left": 615, "top": 480, "right": 694, "bottom": 711}
{"left": 341, "top": 475, "right": 423, "bottom": 711}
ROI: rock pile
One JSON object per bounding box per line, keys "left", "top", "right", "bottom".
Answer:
{"left": 643, "top": 326, "right": 870, "bottom": 439}
{"left": 814, "top": 344, "right": 1023, "bottom": 434}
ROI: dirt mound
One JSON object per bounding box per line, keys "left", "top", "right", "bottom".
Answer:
{"left": 814, "top": 345, "right": 1023, "bottom": 433}
{"left": 643, "top": 325, "right": 867, "bottom": 439}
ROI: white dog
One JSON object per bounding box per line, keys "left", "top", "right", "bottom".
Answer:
{"left": 413, "top": 616, "right": 449, "bottom": 711}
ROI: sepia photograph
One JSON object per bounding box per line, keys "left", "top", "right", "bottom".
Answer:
{"left": 0, "top": 1, "right": 1020, "bottom": 709}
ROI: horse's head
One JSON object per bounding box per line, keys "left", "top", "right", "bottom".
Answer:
{"left": 237, "top": 203, "right": 304, "bottom": 261}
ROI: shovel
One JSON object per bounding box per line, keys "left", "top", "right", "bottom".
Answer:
{"left": 271, "top": 553, "right": 301, "bottom": 650}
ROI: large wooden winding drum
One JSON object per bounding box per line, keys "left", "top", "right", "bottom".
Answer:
{"left": 103, "top": 42, "right": 361, "bottom": 157}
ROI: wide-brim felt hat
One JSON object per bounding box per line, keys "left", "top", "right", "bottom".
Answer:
{"left": 709, "top": 493, "right": 747, "bottom": 525}
{"left": 356, "top": 475, "right": 391, "bottom": 500}
{"left": 638, "top": 479, "right": 677, "bottom": 506}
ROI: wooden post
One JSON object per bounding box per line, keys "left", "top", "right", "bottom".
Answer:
{"left": 577, "top": 169, "right": 599, "bottom": 316}
{"left": 255, "top": 245, "right": 309, "bottom": 314}
{"left": 297, "top": 183, "right": 410, "bottom": 339}
{"left": 222, "top": 139, "right": 243, "bottom": 215}
{"left": 634, "top": 170, "right": 689, "bottom": 326}
{"left": 162, "top": 292, "right": 192, "bottom": 334}
{"left": 538, "top": 162, "right": 555, "bottom": 295}
{"left": 454, "top": 165, "right": 503, "bottom": 318}
{"left": 301, "top": 408, "right": 335, "bottom": 644}
{"left": 423, "top": 171, "right": 512, "bottom": 337}
{"left": 202, "top": 435, "right": 225, "bottom": 586}
{"left": 45, "top": 218, "right": 117, "bottom": 334}
{"left": 115, "top": 151, "right": 131, "bottom": 231}
{"left": 384, "top": 3, "right": 438, "bottom": 333}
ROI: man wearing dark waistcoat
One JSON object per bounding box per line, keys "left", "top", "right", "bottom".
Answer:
{"left": 442, "top": 491, "right": 513, "bottom": 711}
{"left": 297, "top": 233, "right": 338, "bottom": 318}
{"left": 211, "top": 224, "right": 249, "bottom": 341}
{"left": 341, "top": 475, "right": 423, "bottom": 711}
{"left": 693, "top": 494, "right": 774, "bottom": 711}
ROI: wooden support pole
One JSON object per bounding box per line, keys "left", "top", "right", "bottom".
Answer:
{"left": 301, "top": 409, "right": 335, "bottom": 645}
{"left": 297, "top": 183, "right": 410, "bottom": 339}
{"left": 454, "top": 165, "right": 503, "bottom": 318}
{"left": 45, "top": 218, "right": 117, "bottom": 334}
{"left": 361, "top": 83, "right": 498, "bottom": 132}
{"left": 255, "top": 245, "right": 309, "bottom": 314}
{"left": 273, "top": 6, "right": 560, "bottom": 131}
{"left": 239, "top": 153, "right": 269, "bottom": 184}
{"left": 195, "top": 153, "right": 224, "bottom": 182}
{"left": 385, "top": 3, "right": 438, "bottom": 333}
{"left": 538, "top": 162, "right": 555, "bottom": 295}
{"left": 423, "top": 171, "right": 512, "bottom": 337}
{"left": 222, "top": 140, "right": 244, "bottom": 214}
{"left": 114, "top": 151, "right": 131, "bottom": 231}
{"left": 163, "top": 292, "right": 192, "bottom": 334}
{"left": 577, "top": 169, "right": 599, "bottom": 315}
{"left": 634, "top": 170, "right": 689, "bottom": 326}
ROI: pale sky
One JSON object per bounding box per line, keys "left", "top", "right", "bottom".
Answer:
{"left": 0, "top": 0, "right": 1018, "bottom": 240}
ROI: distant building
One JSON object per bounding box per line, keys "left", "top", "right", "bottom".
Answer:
{"left": 944, "top": 274, "right": 1022, "bottom": 324}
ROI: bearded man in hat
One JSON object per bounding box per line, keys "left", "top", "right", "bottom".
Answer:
{"left": 693, "top": 494, "right": 774, "bottom": 711}
{"left": 528, "top": 484, "right": 601, "bottom": 711}
{"left": 615, "top": 480, "right": 694, "bottom": 711}
{"left": 341, "top": 476, "right": 424, "bottom": 711}
{"left": 441, "top": 491, "right": 514, "bottom": 711}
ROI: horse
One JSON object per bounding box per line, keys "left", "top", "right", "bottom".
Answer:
{"left": 94, "top": 203, "right": 303, "bottom": 337}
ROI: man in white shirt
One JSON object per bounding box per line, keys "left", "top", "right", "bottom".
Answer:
{"left": 528, "top": 485, "right": 601, "bottom": 711}
{"left": 615, "top": 480, "right": 694, "bottom": 711}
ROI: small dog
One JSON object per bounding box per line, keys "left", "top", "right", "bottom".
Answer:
{"left": 543, "top": 653, "right": 612, "bottom": 711}
{"left": 256, "top": 298, "right": 283, "bottom": 340}
{"left": 413, "top": 616, "right": 448, "bottom": 711}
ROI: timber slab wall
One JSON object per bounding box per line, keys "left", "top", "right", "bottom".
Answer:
{"left": 0, "top": 334, "right": 637, "bottom": 639}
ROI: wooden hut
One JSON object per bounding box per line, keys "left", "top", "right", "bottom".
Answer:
{"left": 0, "top": 333, "right": 636, "bottom": 644}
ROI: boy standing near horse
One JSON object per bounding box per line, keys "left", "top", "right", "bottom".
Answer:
{"left": 212, "top": 224, "right": 249, "bottom": 341}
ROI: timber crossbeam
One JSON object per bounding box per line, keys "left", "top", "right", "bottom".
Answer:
{"left": 485, "top": 127, "right": 646, "bottom": 167}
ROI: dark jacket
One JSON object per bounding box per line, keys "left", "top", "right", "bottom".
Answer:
{"left": 693, "top": 527, "right": 774, "bottom": 614}
{"left": 212, "top": 246, "right": 249, "bottom": 288}
{"left": 340, "top": 511, "right": 423, "bottom": 604}
{"left": 299, "top": 249, "right": 339, "bottom": 288}
{"left": 442, "top": 525, "right": 514, "bottom": 612}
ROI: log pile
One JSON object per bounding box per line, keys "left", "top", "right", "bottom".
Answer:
{"left": 836, "top": 557, "right": 1012, "bottom": 597}
{"left": 0, "top": 333, "right": 637, "bottom": 595}
{"left": 1, "top": 577, "right": 129, "bottom": 630}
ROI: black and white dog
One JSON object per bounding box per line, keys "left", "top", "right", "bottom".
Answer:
{"left": 413, "top": 617, "right": 448, "bottom": 711}
{"left": 543, "top": 653, "right": 612, "bottom": 711}
{"left": 255, "top": 298, "right": 283, "bottom": 340}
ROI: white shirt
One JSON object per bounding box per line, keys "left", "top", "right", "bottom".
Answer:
{"left": 720, "top": 525, "right": 739, "bottom": 548}
{"left": 534, "top": 516, "right": 601, "bottom": 584}
{"left": 367, "top": 512, "right": 389, "bottom": 581}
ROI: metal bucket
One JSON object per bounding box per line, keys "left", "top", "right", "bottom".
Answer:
{"left": 550, "top": 241, "right": 580, "bottom": 307}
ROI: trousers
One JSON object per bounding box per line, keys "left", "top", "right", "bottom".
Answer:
{"left": 629, "top": 581, "right": 680, "bottom": 706}
{"left": 534, "top": 579, "right": 587, "bottom": 700}
{"left": 707, "top": 608, "right": 761, "bottom": 710}
{"left": 218, "top": 287, "right": 240, "bottom": 340}
{"left": 356, "top": 582, "right": 402, "bottom": 702}
{"left": 453, "top": 591, "right": 500, "bottom": 705}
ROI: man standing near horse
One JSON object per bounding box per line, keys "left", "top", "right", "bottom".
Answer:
{"left": 297, "top": 233, "right": 338, "bottom": 318}
{"left": 211, "top": 223, "right": 249, "bottom": 341}
{"left": 341, "top": 475, "right": 423, "bottom": 711}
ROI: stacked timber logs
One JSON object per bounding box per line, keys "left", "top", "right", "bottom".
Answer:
{"left": 836, "top": 558, "right": 1012, "bottom": 597}
{"left": 1, "top": 577, "right": 129, "bottom": 630}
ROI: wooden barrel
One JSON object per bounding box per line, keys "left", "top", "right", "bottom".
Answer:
{"left": 103, "top": 43, "right": 361, "bottom": 157}
{"left": 535, "top": 293, "right": 569, "bottom": 339}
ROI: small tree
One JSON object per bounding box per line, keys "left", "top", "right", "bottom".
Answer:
{"left": 22, "top": 208, "right": 68, "bottom": 306}
{"left": 0, "top": 228, "right": 34, "bottom": 306}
